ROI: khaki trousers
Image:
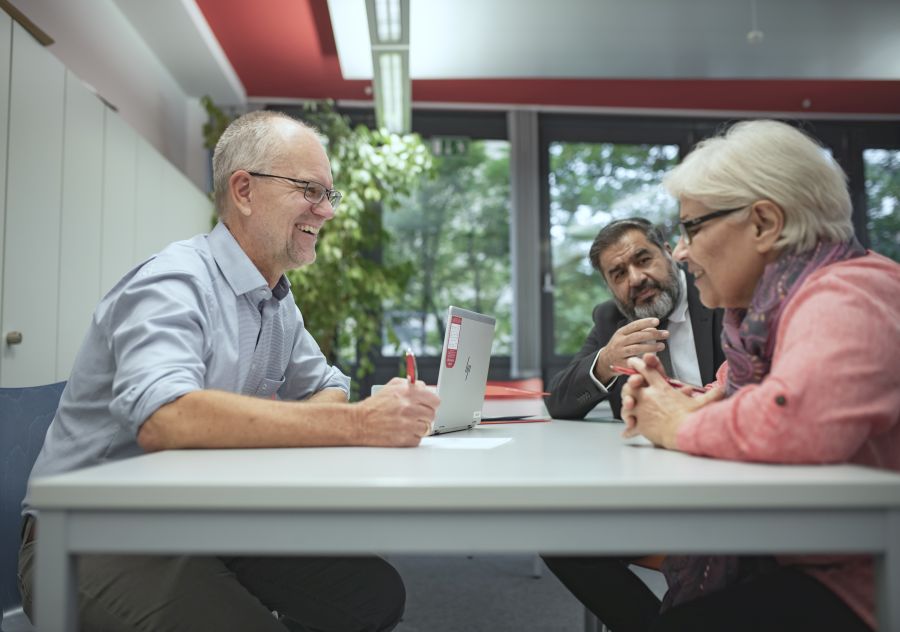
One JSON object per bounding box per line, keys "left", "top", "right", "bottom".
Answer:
{"left": 18, "top": 525, "right": 404, "bottom": 632}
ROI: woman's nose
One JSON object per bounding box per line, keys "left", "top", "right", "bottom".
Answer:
{"left": 672, "top": 236, "right": 689, "bottom": 262}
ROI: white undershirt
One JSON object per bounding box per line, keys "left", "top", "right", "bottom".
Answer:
{"left": 666, "top": 269, "right": 702, "bottom": 387}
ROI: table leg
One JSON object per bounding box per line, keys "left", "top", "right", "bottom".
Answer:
{"left": 34, "top": 510, "right": 77, "bottom": 631}
{"left": 877, "top": 510, "right": 900, "bottom": 632}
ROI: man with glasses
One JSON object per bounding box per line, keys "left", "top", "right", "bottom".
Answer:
{"left": 545, "top": 217, "right": 725, "bottom": 421}
{"left": 19, "top": 111, "right": 439, "bottom": 631}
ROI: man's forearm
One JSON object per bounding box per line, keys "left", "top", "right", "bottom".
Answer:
{"left": 136, "top": 389, "right": 359, "bottom": 451}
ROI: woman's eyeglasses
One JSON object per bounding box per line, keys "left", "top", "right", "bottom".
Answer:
{"left": 678, "top": 205, "right": 747, "bottom": 244}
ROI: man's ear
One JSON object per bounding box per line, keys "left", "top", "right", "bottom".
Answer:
{"left": 230, "top": 170, "right": 254, "bottom": 217}
{"left": 749, "top": 200, "right": 784, "bottom": 254}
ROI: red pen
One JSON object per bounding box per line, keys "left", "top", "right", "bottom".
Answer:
{"left": 610, "top": 364, "right": 707, "bottom": 395}
{"left": 405, "top": 349, "right": 417, "bottom": 384}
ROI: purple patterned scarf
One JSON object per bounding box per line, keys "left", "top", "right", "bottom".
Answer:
{"left": 721, "top": 237, "right": 867, "bottom": 394}
{"left": 660, "top": 238, "right": 867, "bottom": 611}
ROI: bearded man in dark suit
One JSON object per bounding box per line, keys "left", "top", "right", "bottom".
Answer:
{"left": 545, "top": 217, "right": 724, "bottom": 420}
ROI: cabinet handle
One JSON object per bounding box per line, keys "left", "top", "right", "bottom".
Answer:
{"left": 5, "top": 331, "right": 23, "bottom": 345}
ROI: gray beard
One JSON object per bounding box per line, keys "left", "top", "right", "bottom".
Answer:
{"left": 614, "top": 267, "right": 682, "bottom": 322}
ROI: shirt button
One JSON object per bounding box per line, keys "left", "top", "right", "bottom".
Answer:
{"left": 775, "top": 395, "right": 787, "bottom": 406}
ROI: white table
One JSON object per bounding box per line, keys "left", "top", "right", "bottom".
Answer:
{"left": 29, "top": 419, "right": 900, "bottom": 631}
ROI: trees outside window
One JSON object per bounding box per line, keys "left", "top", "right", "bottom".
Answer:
{"left": 864, "top": 148, "right": 900, "bottom": 262}
{"left": 382, "top": 139, "right": 512, "bottom": 356}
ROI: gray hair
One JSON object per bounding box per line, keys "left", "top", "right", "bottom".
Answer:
{"left": 212, "top": 110, "right": 314, "bottom": 214}
{"left": 589, "top": 217, "right": 669, "bottom": 276}
{"left": 663, "top": 120, "right": 854, "bottom": 253}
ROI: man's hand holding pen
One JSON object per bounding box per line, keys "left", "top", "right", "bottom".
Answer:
{"left": 354, "top": 349, "right": 439, "bottom": 447}
{"left": 406, "top": 348, "right": 418, "bottom": 385}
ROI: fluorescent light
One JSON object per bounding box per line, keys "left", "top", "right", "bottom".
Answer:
{"left": 378, "top": 52, "right": 403, "bottom": 132}
{"left": 375, "top": 0, "right": 402, "bottom": 43}
{"left": 366, "top": 0, "right": 410, "bottom": 133}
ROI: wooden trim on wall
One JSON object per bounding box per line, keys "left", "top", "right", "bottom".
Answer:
{"left": 0, "top": 0, "right": 54, "bottom": 46}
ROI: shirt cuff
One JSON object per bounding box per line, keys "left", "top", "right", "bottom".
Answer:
{"left": 588, "top": 348, "right": 619, "bottom": 392}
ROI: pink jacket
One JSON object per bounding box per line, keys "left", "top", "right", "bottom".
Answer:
{"left": 676, "top": 252, "right": 900, "bottom": 629}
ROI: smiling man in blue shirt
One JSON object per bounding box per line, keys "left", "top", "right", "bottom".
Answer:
{"left": 19, "top": 110, "right": 439, "bottom": 632}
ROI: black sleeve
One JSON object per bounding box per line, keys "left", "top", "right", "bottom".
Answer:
{"left": 544, "top": 303, "right": 626, "bottom": 420}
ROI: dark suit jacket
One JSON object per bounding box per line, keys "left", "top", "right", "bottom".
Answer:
{"left": 545, "top": 272, "right": 725, "bottom": 420}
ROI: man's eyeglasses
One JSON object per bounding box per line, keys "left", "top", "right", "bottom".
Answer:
{"left": 247, "top": 171, "right": 342, "bottom": 210}
{"left": 678, "top": 205, "right": 748, "bottom": 245}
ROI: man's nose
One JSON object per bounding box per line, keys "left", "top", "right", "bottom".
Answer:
{"left": 312, "top": 199, "right": 336, "bottom": 220}
{"left": 627, "top": 266, "right": 645, "bottom": 286}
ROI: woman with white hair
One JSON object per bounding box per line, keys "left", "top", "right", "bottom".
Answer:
{"left": 617, "top": 120, "right": 900, "bottom": 631}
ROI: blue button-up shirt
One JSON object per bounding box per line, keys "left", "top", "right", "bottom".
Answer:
{"left": 27, "top": 223, "right": 350, "bottom": 490}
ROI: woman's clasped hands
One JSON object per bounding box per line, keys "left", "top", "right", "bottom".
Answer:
{"left": 620, "top": 353, "right": 724, "bottom": 449}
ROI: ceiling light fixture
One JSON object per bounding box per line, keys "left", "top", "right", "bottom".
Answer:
{"left": 366, "top": 0, "right": 411, "bottom": 133}
{"left": 746, "top": 0, "right": 765, "bottom": 44}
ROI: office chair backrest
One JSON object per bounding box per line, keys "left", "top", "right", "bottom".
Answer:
{"left": 0, "top": 381, "right": 65, "bottom": 619}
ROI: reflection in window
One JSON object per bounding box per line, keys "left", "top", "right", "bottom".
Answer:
{"left": 864, "top": 149, "right": 900, "bottom": 262}
{"left": 548, "top": 142, "right": 679, "bottom": 356}
{"left": 382, "top": 140, "right": 511, "bottom": 356}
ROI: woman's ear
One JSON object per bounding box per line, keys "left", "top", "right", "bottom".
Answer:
{"left": 230, "top": 171, "right": 254, "bottom": 217}
{"left": 749, "top": 200, "right": 784, "bottom": 254}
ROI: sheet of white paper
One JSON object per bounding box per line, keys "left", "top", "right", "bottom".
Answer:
{"left": 419, "top": 437, "right": 512, "bottom": 450}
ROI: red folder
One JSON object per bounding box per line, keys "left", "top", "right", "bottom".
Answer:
{"left": 484, "top": 384, "right": 550, "bottom": 399}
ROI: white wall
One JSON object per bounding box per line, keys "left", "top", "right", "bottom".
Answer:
{"left": 0, "top": 20, "right": 212, "bottom": 386}
{"left": 13, "top": 0, "right": 209, "bottom": 190}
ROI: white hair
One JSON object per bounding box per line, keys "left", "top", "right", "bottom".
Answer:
{"left": 212, "top": 110, "right": 314, "bottom": 214}
{"left": 663, "top": 120, "right": 854, "bottom": 253}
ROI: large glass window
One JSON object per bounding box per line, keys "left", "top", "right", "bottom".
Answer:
{"left": 864, "top": 148, "right": 900, "bottom": 262}
{"left": 381, "top": 139, "right": 512, "bottom": 356}
{"left": 547, "top": 142, "right": 679, "bottom": 356}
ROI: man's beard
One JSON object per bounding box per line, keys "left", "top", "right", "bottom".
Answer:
{"left": 613, "top": 264, "right": 682, "bottom": 321}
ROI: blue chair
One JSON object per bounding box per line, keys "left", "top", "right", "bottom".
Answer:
{"left": 0, "top": 382, "right": 65, "bottom": 632}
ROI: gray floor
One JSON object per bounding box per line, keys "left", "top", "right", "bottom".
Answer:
{"left": 389, "top": 555, "right": 667, "bottom": 632}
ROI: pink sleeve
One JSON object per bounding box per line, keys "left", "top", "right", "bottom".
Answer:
{"left": 676, "top": 262, "right": 900, "bottom": 463}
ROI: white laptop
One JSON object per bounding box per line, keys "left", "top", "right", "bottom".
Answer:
{"left": 429, "top": 306, "right": 496, "bottom": 435}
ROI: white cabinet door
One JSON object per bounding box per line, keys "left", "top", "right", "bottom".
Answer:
{"left": 0, "top": 12, "right": 11, "bottom": 324}
{"left": 100, "top": 111, "right": 138, "bottom": 294}
{"left": 0, "top": 24, "right": 65, "bottom": 387}
{"left": 163, "top": 160, "right": 212, "bottom": 241}
{"left": 56, "top": 70, "right": 104, "bottom": 380}
{"left": 133, "top": 138, "right": 166, "bottom": 259}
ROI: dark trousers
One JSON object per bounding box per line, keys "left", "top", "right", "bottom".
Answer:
{"left": 19, "top": 527, "right": 404, "bottom": 632}
{"left": 542, "top": 555, "right": 872, "bottom": 632}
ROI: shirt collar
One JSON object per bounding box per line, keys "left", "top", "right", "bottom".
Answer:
{"left": 668, "top": 268, "right": 689, "bottom": 323}
{"left": 208, "top": 222, "right": 292, "bottom": 301}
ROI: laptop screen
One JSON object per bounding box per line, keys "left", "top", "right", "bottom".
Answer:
{"left": 432, "top": 306, "right": 496, "bottom": 434}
